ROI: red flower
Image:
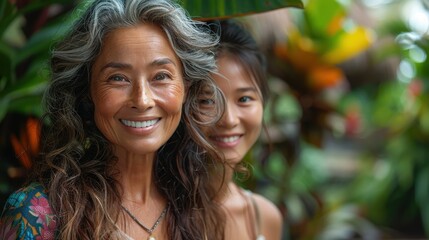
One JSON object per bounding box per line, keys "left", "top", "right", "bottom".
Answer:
{"left": 29, "top": 196, "right": 53, "bottom": 224}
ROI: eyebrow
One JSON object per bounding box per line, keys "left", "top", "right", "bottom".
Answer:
{"left": 151, "top": 58, "right": 177, "bottom": 67}
{"left": 99, "top": 58, "right": 177, "bottom": 72}
{"left": 100, "top": 62, "right": 132, "bottom": 72}
{"left": 237, "top": 87, "right": 258, "bottom": 93}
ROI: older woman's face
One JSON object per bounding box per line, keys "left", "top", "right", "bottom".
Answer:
{"left": 91, "top": 23, "right": 185, "bottom": 155}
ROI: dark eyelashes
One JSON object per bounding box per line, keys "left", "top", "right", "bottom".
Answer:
{"left": 199, "top": 99, "right": 215, "bottom": 105}
{"left": 106, "top": 72, "right": 173, "bottom": 82}
{"left": 238, "top": 96, "right": 253, "bottom": 102}
{"left": 108, "top": 75, "right": 127, "bottom": 82}
{"left": 154, "top": 72, "right": 172, "bottom": 81}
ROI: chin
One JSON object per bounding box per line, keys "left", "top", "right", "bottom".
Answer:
{"left": 224, "top": 155, "right": 243, "bottom": 165}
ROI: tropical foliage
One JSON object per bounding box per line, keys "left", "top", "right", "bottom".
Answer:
{"left": 238, "top": 0, "right": 429, "bottom": 239}
{"left": 0, "top": 0, "right": 77, "bottom": 207}
{"left": 2, "top": 0, "right": 429, "bottom": 239}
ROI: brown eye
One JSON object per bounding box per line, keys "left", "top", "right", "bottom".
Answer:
{"left": 199, "top": 98, "right": 215, "bottom": 105}
{"left": 238, "top": 96, "right": 252, "bottom": 103}
{"left": 108, "top": 75, "right": 127, "bottom": 82}
{"left": 154, "top": 72, "right": 171, "bottom": 81}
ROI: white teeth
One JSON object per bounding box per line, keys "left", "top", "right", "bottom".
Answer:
{"left": 121, "top": 119, "right": 158, "bottom": 128}
{"left": 216, "top": 136, "right": 239, "bottom": 143}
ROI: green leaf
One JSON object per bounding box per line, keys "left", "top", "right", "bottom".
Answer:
{"left": 0, "top": 70, "right": 47, "bottom": 122}
{"left": 180, "top": 0, "right": 304, "bottom": 20}
{"left": 0, "top": 0, "right": 72, "bottom": 36}
{"left": 372, "top": 82, "right": 416, "bottom": 130}
{"left": 0, "top": 1, "right": 18, "bottom": 37}
{"left": 0, "top": 95, "right": 9, "bottom": 121}
{"left": 273, "top": 93, "right": 302, "bottom": 122}
{"left": 0, "top": 65, "right": 48, "bottom": 100}
{"left": 0, "top": 42, "right": 15, "bottom": 83}
{"left": 16, "top": 21, "right": 70, "bottom": 64}
{"left": 266, "top": 151, "right": 287, "bottom": 180}
{"left": 416, "top": 169, "right": 429, "bottom": 206}
{"left": 7, "top": 94, "right": 44, "bottom": 117}
{"left": 0, "top": 0, "right": 10, "bottom": 22}
{"left": 305, "top": 0, "right": 345, "bottom": 39}
{"left": 415, "top": 169, "right": 429, "bottom": 235}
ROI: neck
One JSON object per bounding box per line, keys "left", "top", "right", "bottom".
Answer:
{"left": 114, "top": 149, "right": 162, "bottom": 205}
{"left": 214, "top": 163, "right": 236, "bottom": 202}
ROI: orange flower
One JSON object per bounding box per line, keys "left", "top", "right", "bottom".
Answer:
{"left": 308, "top": 66, "right": 344, "bottom": 90}
{"left": 10, "top": 117, "right": 41, "bottom": 169}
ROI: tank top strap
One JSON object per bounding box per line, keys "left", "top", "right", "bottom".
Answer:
{"left": 242, "top": 189, "right": 265, "bottom": 240}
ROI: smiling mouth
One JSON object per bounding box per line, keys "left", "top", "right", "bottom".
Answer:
{"left": 212, "top": 135, "right": 240, "bottom": 143}
{"left": 120, "top": 119, "right": 159, "bottom": 128}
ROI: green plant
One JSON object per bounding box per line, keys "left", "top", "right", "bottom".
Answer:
{"left": 180, "top": 0, "right": 303, "bottom": 19}
{"left": 0, "top": 0, "right": 77, "bottom": 121}
{"left": 237, "top": 0, "right": 429, "bottom": 239}
{"left": 0, "top": 0, "right": 77, "bottom": 207}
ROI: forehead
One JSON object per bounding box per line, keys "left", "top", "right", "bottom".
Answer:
{"left": 104, "top": 23, "right": 167, "bottom": 43}
{"left": 214, "top": 54, "right": 256, "bottom": 90}
{"left": 95, "top": 23, "right": 181, "bottom": 66}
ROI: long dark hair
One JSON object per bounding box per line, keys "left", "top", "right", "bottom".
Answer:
{"left": 207, "top": 19, "right": 270, "bottom": 179}
{"left": 209, "top": 19, "right": 270, "bottom": 105}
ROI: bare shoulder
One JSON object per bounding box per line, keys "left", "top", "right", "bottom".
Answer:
{"left": 252, "top": 193, "right": 283, "bottom": 224}
{"left": 252, "top": 192, "right": 283, "bottom": 240}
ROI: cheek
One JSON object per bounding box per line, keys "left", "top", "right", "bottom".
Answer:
{"left": 154, "top": 83, "right": 185, "bottom": 113}
{"left": 91, "top": 84, "right": 125, "bottom": 135}
{"left": 92, "top": 88, "right": 119, "bottom": 117}
{"left": 247, "top": 105, "right": 264, "bottom": 134}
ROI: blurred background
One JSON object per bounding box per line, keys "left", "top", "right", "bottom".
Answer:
{"left": 1, "top": 0, "right": 429, "bottom": 239}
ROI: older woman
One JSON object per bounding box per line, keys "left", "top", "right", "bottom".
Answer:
{"left": 0, "top": 0, "right": 225, "bottom": 239}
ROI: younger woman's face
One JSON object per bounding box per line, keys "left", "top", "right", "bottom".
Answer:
{"left": 90, "top": 23, "right": 185, "bottom": 156}
{"left": 203, "top": 54, "right": 263, "bottom": 165}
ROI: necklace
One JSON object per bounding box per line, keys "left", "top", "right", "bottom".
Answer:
{"left": 121, "top": 203, "right": 169, "bottom": 240}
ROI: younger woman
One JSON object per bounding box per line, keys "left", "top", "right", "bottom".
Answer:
{"left": 205, "top": 20, "right": 283, "bottom": 240}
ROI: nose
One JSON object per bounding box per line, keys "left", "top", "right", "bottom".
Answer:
{"left": 218, "top": 103, "right": 239, "bottom": 128}
{"left": 130, "top": 80, "right": 155, "bottom": 110}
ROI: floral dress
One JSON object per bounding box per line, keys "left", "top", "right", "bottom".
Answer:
{"left": 0, "top": 182, "right": 57, "bottom": 240}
